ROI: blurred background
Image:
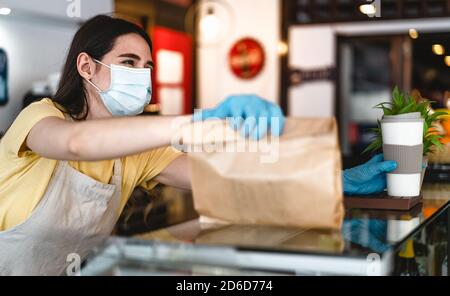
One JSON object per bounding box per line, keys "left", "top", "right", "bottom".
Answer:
{"left": 0, "top": 0, "right": 449, "bottom": 234}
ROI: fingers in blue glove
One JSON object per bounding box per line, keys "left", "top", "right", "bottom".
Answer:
{"left": 343, "top": 155, "right": 396, "bottom": 195}
{"left": 366, "top": 153, "right": 384, "bottom": 164}
{"left": 251, "top": 110, "right": 269, "bottom": 140}
{"left": 229, "top": 99, "right": 245, "bottom": 130}
{"left": 240, "top": 116, "right": 257, "bottom": 138}
{"left": 365, "top": 160, "right": 397, "bottom": 177}
{"left": 192, "top": 94, "right": 285, "bottom": 139}
{"left": 268, "top": 103, "right": 285, "bottom": 137}
{"left": 366, "top": 154, "right": 398, "bottom": 173}
{"left": 243, "top": 97, "right": 285, "bottom": 139}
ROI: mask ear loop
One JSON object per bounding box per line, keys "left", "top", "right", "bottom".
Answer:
{"left": 85, "top": 78, "right": 103, "bottom": 93}
{"left": 93, "top": 59, "right": 111, "bottom": 69}
{"left": 84, "top": 58, "right": 111, "bottom": 93}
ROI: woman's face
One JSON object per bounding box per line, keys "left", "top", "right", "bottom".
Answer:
{"left": 90, "top": 33, "right": 153, "bottom": 92}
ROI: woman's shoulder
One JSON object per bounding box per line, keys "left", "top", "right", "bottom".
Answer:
{"left": 12, "top": 98, "right": 66, "bottom": 127}
{"left": 0, "top": 98, "right": 66, "bottom": 160}
{"left": 7, "top": 98, "right": 65, "bottom": 133}
{"left": 23, "top": 98, "right": 65, "bottom": 118}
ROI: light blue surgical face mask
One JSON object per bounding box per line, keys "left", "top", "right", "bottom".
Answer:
{"left": 86, "top": 59, "right": 152, "bottom": 116}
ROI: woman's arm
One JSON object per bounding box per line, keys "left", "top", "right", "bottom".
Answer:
{"left": 154, "top": 154, "right": 191, "bottom": 190}
{"left": 26, "top": 115, "right": 191, "bottom": 161}
{"left": 27, "top": 94, "right": 285, "bottom": 162}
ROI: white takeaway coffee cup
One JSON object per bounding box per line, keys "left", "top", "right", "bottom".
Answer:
{"left": 381, "top": 112, "right": 424, "bottom": 197}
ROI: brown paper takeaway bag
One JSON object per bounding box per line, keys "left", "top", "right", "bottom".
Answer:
{"left": 181, "top": 117, "right": 344, "bottom": 230}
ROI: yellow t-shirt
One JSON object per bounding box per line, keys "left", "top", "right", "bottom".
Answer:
{"left": 0, "top": 98, "right": 183, "bottom": 231}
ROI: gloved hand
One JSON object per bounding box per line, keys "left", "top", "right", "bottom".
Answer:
{"left": 343, "top": 154, "right": 397, "bottom": 195}
{"left": 192, "top": 94, "right": 285, "bottom": 140}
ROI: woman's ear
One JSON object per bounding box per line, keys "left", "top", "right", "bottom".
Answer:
{"left": 77, "top": 52, "right": 96, "bottom": 80}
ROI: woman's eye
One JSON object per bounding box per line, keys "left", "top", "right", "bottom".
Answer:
{"left": 122, "top": 60, "right": 135, "bottom": 67}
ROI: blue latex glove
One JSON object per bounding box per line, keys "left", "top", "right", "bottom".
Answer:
{"left": 343, "top": 154, "right": 397, "bottom": 195}
{"left": 192, "top": 94, "right": 285, "bottom": 140}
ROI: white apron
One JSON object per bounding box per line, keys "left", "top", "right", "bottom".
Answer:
{"left": 0, "top": 153, "right": 122, "bottom": 275}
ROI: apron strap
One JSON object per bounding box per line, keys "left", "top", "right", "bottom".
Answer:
{"left": 112, "top": 158, "right": 122, "bottom": 179}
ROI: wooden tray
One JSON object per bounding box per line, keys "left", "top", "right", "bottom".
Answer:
{"left": 344, "top": 192, "right": 422, "bottom": 210}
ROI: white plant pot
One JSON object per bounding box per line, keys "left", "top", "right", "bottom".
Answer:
{"left": 381, "top": 112, "right": 424, "bottom": 197}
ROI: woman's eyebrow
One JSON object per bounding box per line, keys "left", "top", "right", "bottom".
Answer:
{"left": 118, "top": 53, "right": 141, "bottom": 60}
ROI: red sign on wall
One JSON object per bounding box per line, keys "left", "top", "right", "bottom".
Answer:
{"left": 151, "top": 27, "right": 193, "bottom": 115}
{"left": 229, "top": 38, "right": 265, "bottom": 80}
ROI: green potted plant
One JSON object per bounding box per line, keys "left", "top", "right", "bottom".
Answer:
{"left": 364, "top": 87, "right": 445, "bottom": 197}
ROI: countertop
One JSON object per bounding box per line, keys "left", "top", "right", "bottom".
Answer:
{"left": 81, "top": 183, "right": 450, "bottom": 276}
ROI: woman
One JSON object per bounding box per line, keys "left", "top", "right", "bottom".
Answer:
{"left": 0, "top": 15, "right": 395, "bottom": 275}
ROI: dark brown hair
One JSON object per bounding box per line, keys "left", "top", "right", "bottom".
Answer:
{"left": 53, "top": 15, "right": 152, "bottom": 120}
